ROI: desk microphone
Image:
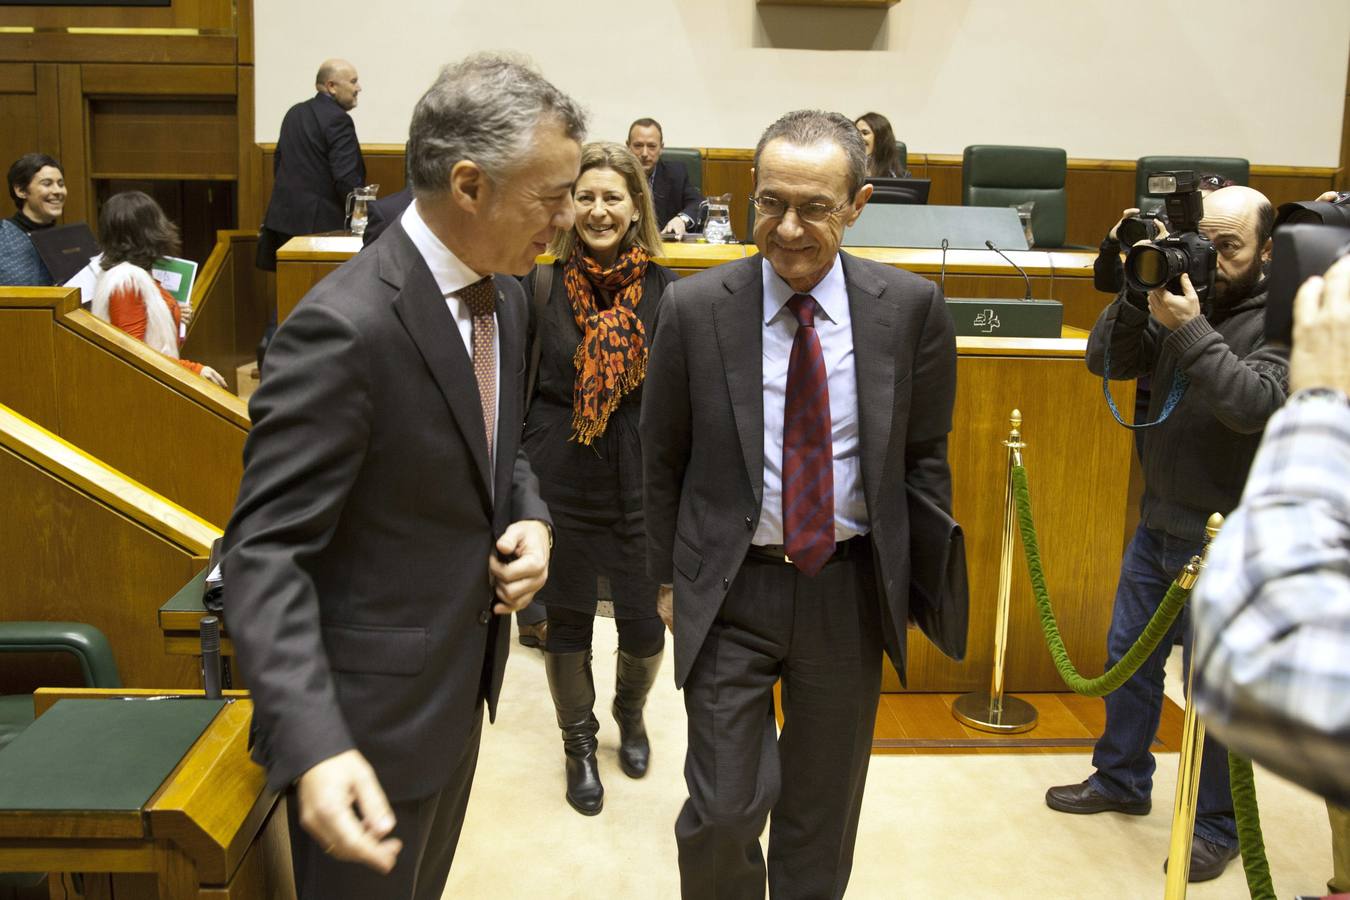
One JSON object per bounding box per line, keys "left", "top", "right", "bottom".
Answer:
{"left": 985, "top": 240, "right": 1033, "bottom": 301}
{"left": 200, "top": 615, "right": 222, "bottom": 699}
{"left": 939, "top": 238, "right": 949, "bottom": 296}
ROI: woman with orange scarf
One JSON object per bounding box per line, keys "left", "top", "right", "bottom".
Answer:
{"left": 523, "top": 142, "right": 673, "bottom": 816}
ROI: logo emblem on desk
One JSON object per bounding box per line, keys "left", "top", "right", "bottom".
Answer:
{"left": 973, "top": 309, "right": 1001, "bottom": 334}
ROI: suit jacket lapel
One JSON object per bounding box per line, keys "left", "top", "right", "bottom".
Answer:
{"left": 843, "top": 252, "right": 896, "bottom": 517}
{"left": 384, "top": 224, "right": 494, "bottom": 497}
{"left": 714, "top": 256, "right": 765, "bottom": 506}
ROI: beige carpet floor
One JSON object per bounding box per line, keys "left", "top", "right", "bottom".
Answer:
{"left": 440, "top": 620, "right": 1334, "bottom": 899}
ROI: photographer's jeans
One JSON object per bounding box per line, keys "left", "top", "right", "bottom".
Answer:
{"left": 1088, "top": 524, "right": 1237, "bottom": 848}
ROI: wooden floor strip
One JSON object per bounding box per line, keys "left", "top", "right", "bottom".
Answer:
{"left": 871, "top": 692, "right": 1184, "bottom": 755}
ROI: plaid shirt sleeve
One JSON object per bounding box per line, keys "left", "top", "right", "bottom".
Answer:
{"left": 1192, "top": 397, "right": 1350, "bottom": 804}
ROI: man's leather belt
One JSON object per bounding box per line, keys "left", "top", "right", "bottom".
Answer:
{"left": 745, "top": 533, "right": 871, "bottom": 566}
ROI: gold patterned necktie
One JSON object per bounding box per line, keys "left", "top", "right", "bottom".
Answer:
{"left": 457, "top": 277, "right": 497, "bottom": 461}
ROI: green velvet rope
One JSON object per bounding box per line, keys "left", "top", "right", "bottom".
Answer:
{"left": 1010, "top": 465, "right": 1190, "bottom": 697}
{"left": 1229, "top": 752, "right": 1276, "bottom": 899}
{"left": 1011, "top": 465, "right": 1274, "bottom": 898}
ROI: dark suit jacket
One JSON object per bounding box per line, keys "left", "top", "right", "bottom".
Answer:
{"left": 651, "top": 159, "right": 701, "bottom": 229}
{"left": 362, "top": 188, "right": 413, "bottom": 248}
{"left": 263, "top": 92, "right": 367, "bottom": 237}
{"left": 640, "top": 251, "right": 958, "bottom": 687}
{"left": 223, "top": 219, "right": 550, "bottom": 800}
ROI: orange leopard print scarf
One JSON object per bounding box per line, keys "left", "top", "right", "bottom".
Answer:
{"left": 564, "top": 244, "right": 650, "bottom": 445}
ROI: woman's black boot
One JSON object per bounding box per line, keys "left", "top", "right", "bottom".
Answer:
{"left": 543, "top": 649, "right": 604, "bottom": 815}
{"left": 612, "top": 648, "right": 663, "bottom": 778}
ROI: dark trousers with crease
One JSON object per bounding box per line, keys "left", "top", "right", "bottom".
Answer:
{"left": 288, "top": 704, "right": 484, "bottom": 900}
{"left": 676, "top": 550, "right": 883, "bottom": 900}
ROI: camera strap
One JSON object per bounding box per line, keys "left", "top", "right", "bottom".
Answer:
{"left": 1101, "top": 329, "right": 1190, "bottom": 430}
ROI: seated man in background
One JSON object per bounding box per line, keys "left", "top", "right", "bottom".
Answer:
{"left": 1047, "top": 185, "right": 1288, "bottom": 884}
{"left": 1193, "top": 254, "right": 1350, "bottom": 894}
{"left": 627, "top": 118, "right": 700, "bottom": 236}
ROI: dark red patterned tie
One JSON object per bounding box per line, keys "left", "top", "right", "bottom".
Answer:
{"left": 458, "top": 277, "right": 497, "bottom": 462}
{"left": 782, "top": 293, "right": 834, "bottom": 576}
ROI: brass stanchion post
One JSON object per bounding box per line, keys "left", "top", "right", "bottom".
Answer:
{"left": 953, "top": 409, "right": 1038, "bottom": 733}
{"left": 1163, "top": 513, "right": 1224, "bottom": 899}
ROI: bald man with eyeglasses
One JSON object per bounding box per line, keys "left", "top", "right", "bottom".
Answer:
{"left": 641, "top": 109, "right": 961, "bottom": 899}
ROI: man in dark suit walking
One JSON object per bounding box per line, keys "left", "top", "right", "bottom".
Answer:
{"left": 628, "top": 117, "right": 702, "bottom": 236}
{"left": 256, "top": 58, "right": 367, "bottom": 272}
{"left": 641, "top": 110, "right": 959, "bottom": 899}
{"left": 223, "top": 55, "right": 585, "bottom": 899}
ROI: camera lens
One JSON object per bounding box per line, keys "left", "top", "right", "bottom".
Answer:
{"left": 1128, "top": 245, "right": 1170, "bottom": 288}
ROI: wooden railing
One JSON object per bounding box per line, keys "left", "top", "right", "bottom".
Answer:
{"left": 0, "top": 286, "right": 249, "bottom": 528}
{"left": 0, "top": 403, "right": 219, "bottom": 689}
{"left": 180, "top": 229, "right": 269, "bottom": 393}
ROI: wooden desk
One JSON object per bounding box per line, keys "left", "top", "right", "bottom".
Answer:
{"left": 894, "top": 332, "right": 1134, "bottom": 692}
{"left": 275, "top": 238, "right": 1109, "bottom": 330}
{"left": 0, "top": 689, "right": 293, "bottom": 899}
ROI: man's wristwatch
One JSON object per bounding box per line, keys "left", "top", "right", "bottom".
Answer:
{"left": 1289, "top": 387, "right": 1350, "bottom": 408}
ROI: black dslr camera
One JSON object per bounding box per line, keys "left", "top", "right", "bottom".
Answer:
{"left": 1124, "top": 171, "right": 1218, "bottom": 303}
{"left": 1264, "top": 223, "right": 1350, "bottom": 346}
{"left": 1116, "top": 210, "right": 1168, "bottom": 248}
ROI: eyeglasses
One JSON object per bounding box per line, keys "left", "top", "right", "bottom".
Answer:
{"left": 750, "top": 194, "right": 851, "bottom": 224}
{"left": 1199, "top": 174, "right": 1235, "bottom": 190}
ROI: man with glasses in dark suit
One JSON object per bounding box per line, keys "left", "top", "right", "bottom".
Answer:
{"left": 642, "top": 109, "right": 959, "bottom": 899}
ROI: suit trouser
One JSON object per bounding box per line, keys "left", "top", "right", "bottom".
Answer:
{"left": 288, "top": 704, "right": 484, "bottom": 900}
{"left": 676, "top": 550, "right": 883, "bottom": 900}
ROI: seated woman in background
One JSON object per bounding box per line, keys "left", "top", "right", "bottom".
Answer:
{"left": 0, "top": 154, "right": 65, "bottom": 285}
{"left": 91, "top": 191, "right": 226, "bottom": 387}
{"left": 523, "top": 141, "right": 673, "bottom": 817}
{"left": 855, "top": 112, "right": 907, "bottom": 178}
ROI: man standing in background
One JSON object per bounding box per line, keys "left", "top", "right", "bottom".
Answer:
{"left": 256, "top": 58, "right": 366, "bottom": 272}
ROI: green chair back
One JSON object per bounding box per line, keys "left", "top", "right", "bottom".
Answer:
{"left": 962, "top": 144, "right": 1068, "bottom": 248}
{"left": 1135, "top": 155, "right": 1250, "bottom": 213}
{"left": 660, "top": 147, "right": 703, "bottom": 198}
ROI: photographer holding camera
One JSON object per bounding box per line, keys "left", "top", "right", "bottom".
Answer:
{"left": 1046, "top": 181, "right": 1288, "bottom": 883}
{"left": 1192, "top": 243, "right": 1350, "bottom": 895}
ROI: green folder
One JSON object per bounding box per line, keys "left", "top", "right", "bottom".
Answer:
{"left": 0, "top": 698, "right": 225, "bottom": 812}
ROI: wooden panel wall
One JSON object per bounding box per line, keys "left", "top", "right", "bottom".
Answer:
{"left": 0, "top": 1, "right": 254, "bottom": 233}
{"left": 54, "top": 323, "right": 247, "bottom": 527}
{"left": 180, "top": 230, "right": 268, "bottom": 388}
{"left": 0, "top": 289, "right": 249, "bottom": 529}
{"left": 0, "top": 425, "right": 210, "bottom": 690}
{"left": 894, "top": 353, "right": 1134, "bottom": 692}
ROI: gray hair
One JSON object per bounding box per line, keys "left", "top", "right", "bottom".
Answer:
{"left": 407, "top": 53, "right": 587, "bottom": 197}
{"left": 753, "top": 110, "right": 868, "bottom": 199}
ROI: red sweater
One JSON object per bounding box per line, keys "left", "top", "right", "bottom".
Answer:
{"left": 107, "top": 281, "right": 205, "bottom": 376}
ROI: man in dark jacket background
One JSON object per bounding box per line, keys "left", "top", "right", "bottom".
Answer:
{"left": 1046, "top": 185, "right": 1287, "bottom": 884}
{"left": 256, "top": 58, "right": 366, "bottom": 271}
{"left": 627, "top": 118, "right": 701, "bottom": 236}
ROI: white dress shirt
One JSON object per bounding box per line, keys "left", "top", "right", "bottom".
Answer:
{"left": 752, "top": 254, "right": 868, "bottom": 546}
{"left": 400, "top": 199, "right": 501, "bottom": 434}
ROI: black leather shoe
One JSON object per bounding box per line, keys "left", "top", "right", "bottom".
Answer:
{"left": 1045, "top": 780, "right": 1151, "bottom": 815}
{"left": 517, "top": 620, "right": 548, "bottom": 649}
{"left": 1163, "top": 836, "right": 1240, "bottom": 882}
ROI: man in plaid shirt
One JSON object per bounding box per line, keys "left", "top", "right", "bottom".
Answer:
{"left": 1194, "top": 253, "right": 1350, "bottom": 894}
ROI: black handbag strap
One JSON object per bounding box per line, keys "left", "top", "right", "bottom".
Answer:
{"left": 525, "top": 262, "right": 554, "bottom": 407}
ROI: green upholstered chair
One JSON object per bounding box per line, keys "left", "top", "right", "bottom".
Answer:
{"left": 895, "top": 141, "right": 908, "bottom": 176}
{"left": 1135, "top": 156, "right": 1250, "bottom": 213}
{"left": 962, "top": 144, "right": 1068, "bottom": 248}
{"left": 0, "top": 622, "right": 121, "bottom": 751}
{"left": 660, "top": 147, "right": 703, "bottom": 198}
{"left": 0, "top": 622, "right": 120, "bottom": 897}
